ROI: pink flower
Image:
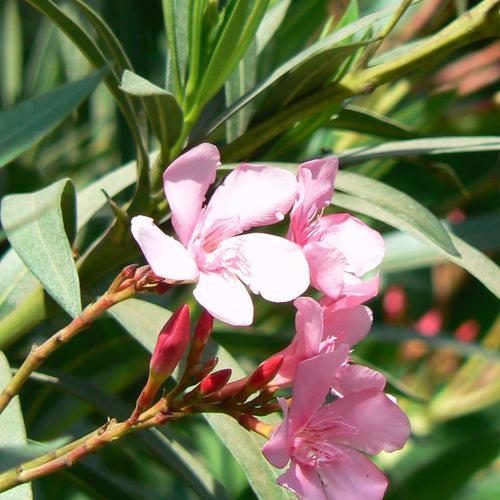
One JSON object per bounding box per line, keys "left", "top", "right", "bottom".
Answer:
{"left": 263, "top": 352, "right": 411, "bottom": 500}
{"left": 288, "top": 158, "right": 384, "bottom": 300}
{"left": 272, "top": 297, "right": 373, "bottom": 387}
{"left": 131, "top": 144, "right": 309, "bottom": 326}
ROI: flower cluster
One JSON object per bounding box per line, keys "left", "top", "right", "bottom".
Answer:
{"left": 130, "top": 143, "right": 410, "bottom": 500}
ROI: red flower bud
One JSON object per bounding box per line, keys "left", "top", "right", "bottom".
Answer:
{"left": 150, "top": 305, "right": 191, "bottom": 378}
{"left": 245, "top": 356, "right": 283, "bottom": 394}
{"left": 129, "top": 305, "right": 191, "bottom": 425}
{"left": 199, "top": 369, "right": 232, "bottom": 396}
{"left": 193, "top": 310, "right": 214, "bottom": 349}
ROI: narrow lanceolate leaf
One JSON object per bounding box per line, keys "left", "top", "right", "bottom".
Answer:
{"left": 162, "top": 0, "right": 190, "bottom": 96}
{"left": 338, "top": 136, "right": 500, "bottom": 165}
{"left": 328, "top": 104, "right": 417, "bottom": 139}
{"left": 0, "top": 353, "right": 33, "bottom": 500}
{"left": 0, "top": 69, "right": 105, "bottom": 168}
{"left": 196, "top": 0, "right": 270, "bottom": 110}
{"left": 334, "top": 170, "right": 459, "bottom": 256}
{"left": 1, "top": 179, "right": 81, "bottom": 317}
{"left": 383, "top": 213, "right": 500, "bottom": 273}
{"left": 225, "top": 41, "right": 257, "bottom": 142}
{"left": 109, "top": 299, "right": 290, "bottom": 500}
{"left": 120, "top": 70, "right": 183, "bottom": 150}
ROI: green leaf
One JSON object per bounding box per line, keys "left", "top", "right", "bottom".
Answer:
{"left": 333, "top": 170, "right": 459, "bottom": 256}
{"left": 1, "top": 179, "right": 81, "bottom": 317}
{"left": 0, "top": 69, "right": 105, "bottom": 168}
{"left": 68, "top": 0, "right": 133, "bottom": 77}
{"left": 0, "top": 0, "right": 23, "bottom": 107}
{"left": 195, "top": 0, "right": 270, "bottom": 110}
{"left": 0, "top": 250, "right": 40, "bottom": 324}
{"left": 328, "top": 104, "right": 417, "bottom": 139}
{"left": 338, "top": 136, "right": 500, "bottom": 166}
{"left": 383, "top": 213, "right": 500, "bottom": 273}
{"left": 120, "top": 70, "right": 183, "bottom": 149}
{"left": 209, "top": 3, "right": 401, "bottom": 134}
{"left": 109, "top": 298, "right": 290, "bottom": 500}
{"left": 225, "top": 41, "right": 257, "bottom": 142}
{"left": 255, "top": 0, "right": 291, "bottom": 54}
{"left": 0, "top": 353, "right": 33, "bottom": 499}
{"left": 163, "top": 0, "right": 190, "bottom": 96}
{"left": 333, "top": 191, "right": 500, "bottom": 298}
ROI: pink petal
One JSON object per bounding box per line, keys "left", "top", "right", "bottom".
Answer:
{"left": 202, "top": 165, "right": 297, "bottom": 243}
{"left": 273, "top": 297, "right": 324, "bottom": 387}
{"left": 334, "top": 365, "right": 386, "bottom": 396}
{"left": 322, "top": 305, "right": 373, "bottom": 347}
{"left": 320, "top": 447, "right": 388, "bottom": 500}
{"left": 291, "top": 347, "right": 349, "bottom": 432}
{"left": 322, "top": 273, "right": 380, "bottom": 310}
{"left": 130, "top": 216, "right": 199, "bottom": 281}
{"left": 318, "top": 213, "right": 385, "bottom": 276}
{"left": 262, "top": 398, "right": 292, "bottom": 468}
{"left": 290, "top": 157, "right": 338, "bottom": 240}
{"left": 163, "top": 143, "right": 220, "bottom": 246}
{"left": 222, "top": 233, "right": 309, "bottom": 303}
{"left": 193, "top": 271, "right": 253, "bottom": 326}
{"left": 324, "top": 388, "right": 411, "bottom": 454}
{"left": 277, "top": 461, "right": 327, "bottom": 500}
{"left": 303, "top": 241, "right": 345, "bottom": 298}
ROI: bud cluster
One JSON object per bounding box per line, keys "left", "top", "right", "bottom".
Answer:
{"left": 128, "top": 305, "right": 286, "bottom": 430}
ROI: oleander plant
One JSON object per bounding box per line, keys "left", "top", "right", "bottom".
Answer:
{"left": 0, "top": 1, "right": 499, "bottom": 499}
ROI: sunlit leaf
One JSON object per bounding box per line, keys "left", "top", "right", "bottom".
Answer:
{"left": 339, "top": 136, "right": 500, "bottom": 166}
{"left": 1, "top": 179, "right": 81, "bottom": 317}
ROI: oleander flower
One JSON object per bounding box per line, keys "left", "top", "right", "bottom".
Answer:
{"left": 272, "top": 297, "right": 373, "bottom": 387}
{"left": 288, "top": 158, "right": 384, "bottom": 300}
{"left": 263, "top": 352, "right": 411, "bottom": 500}
{"left": 131, "top": 143, "right": 309, "bottom": 326}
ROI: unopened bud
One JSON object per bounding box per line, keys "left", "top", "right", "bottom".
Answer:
{"left": 187, "top": 357, "right": 219, "bottom": 386}
{"left": 245, "top": 356, "right": 283, "bottom": 395}
{"left": 194, "top": 311, "right": 214, "bottom": 349}
{"left": 151, "top": 305, "right": 191, "bottom": 378}
{"left": 199, "top": 369, "right": 232, "bottom": 396}
{"left": 129, "top": 305, "right": 191, "bottom": 424}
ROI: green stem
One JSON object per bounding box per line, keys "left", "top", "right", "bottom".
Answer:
{"left": 356, "top": 0, "right": 413, "bottom": 69}
{"left": 222, "top": 0, "right": 499, "bottom": 161}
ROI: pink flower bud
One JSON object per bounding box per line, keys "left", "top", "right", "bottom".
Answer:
{"left": 415, "top": 308, "right": 442, "bottom": 337}
{"left": 383, "top": 285, "right": 407, "bottom": 323}
{"left": 150, "top": 304, "right": 191, "bottom": 378}
{"left": 193, "top": 310, "right": 214, "bottom": 349}
{"left": 245, "top": 356, "right": 284, "bottom": 395}
{"left": 199, "top": 369, "right": 232, "bottom": 396}
{"left": 454, "top": 319, "right": 480, "bottom": 343}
